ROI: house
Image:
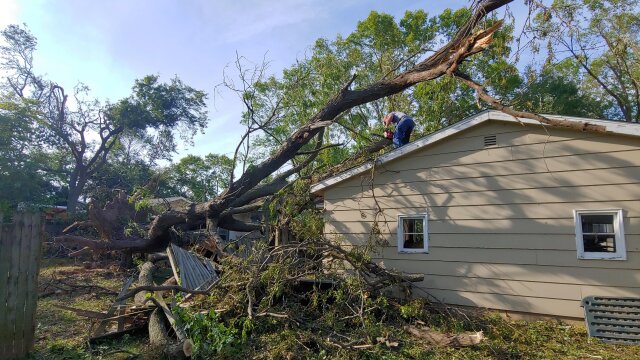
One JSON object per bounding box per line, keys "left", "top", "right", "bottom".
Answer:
{"left": 311, "top": 110, "right": 640, "bottom": 319}
{"left": 148, "top": 196, "right": 193, "bottom": 210}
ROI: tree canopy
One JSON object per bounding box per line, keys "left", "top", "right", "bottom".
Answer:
{"left": 2, "top": 0, "right": 638, "bottom": 226}
{"left": 0, "top": 25, "right": 209, "bottom": 212}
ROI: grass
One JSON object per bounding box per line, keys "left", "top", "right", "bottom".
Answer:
{"left": 428, "top": 313, "right": 640, "bottom": 359}
{"left": 31, "top": 258, "right": 148, "bottom": 360}
{"left": 30, "top": 258, "right": 640, "bottom": 359}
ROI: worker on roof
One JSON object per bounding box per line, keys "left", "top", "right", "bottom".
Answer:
{"left": 383, "top": 111, "right": 415, "bottom": 148}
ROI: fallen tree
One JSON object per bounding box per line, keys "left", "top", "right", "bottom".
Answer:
{"left": 55, "top": 0, "right": 609, "bottom": 258}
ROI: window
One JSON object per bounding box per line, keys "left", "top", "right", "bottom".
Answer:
{"left": 574, "top": 209, "right": 626, "bottom": 260}
{"left": 398, "top": 214, "right": 428, "bottom": 253}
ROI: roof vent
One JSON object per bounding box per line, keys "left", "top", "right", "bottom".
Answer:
{"left": 483, "top": 135, "right": 497, "bottom": 147}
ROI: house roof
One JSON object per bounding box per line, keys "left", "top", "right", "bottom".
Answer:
{"left": 310, "top": 110, "right": 640, "bottom": 194}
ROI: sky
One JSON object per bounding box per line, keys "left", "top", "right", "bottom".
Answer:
{"left": 0, "top": 0, "right": 523, "bottom": 161}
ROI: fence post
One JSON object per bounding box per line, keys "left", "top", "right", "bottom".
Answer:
{"left": 0, "top": 213, "right": 42, "bottom": 359}
{"left": 0, "top": 214, "right": 10, "bottom": 356}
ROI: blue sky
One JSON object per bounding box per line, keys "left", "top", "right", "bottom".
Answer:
{"left": 1, "top": 0, "right": 522, "bottom": 160}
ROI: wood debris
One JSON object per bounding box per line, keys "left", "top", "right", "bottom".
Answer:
{"left": 404, "top": 325, "right": 484, "bottom": 347}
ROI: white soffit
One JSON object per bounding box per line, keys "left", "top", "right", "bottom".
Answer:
{"left": 310, "top": 110, "right": 640, "bottom": 194}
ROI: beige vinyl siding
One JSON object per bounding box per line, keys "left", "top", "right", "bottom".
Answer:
{"left": 326, "top": 201, "right": 640, "bottom": 222}
{"left": 376, "top": 258, "right": 640, "bottom": 287}
{"left": 322, "top": 120, "right": 640, "bottom": 318}
{"left": 325, "top": 217, "right": 640, "bottom": 236}
{"left": 421, "top": 289, "right": 584, "bottom": 318}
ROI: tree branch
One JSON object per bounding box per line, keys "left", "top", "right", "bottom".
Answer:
{"left": 454, "top": 71, "right": 607, "bottom": 132}
{"left": 116, "top": 284, "right": 215, "bottom": 302}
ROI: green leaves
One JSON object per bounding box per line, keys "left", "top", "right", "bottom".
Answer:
{"left": 532, "top": 0, "right": 640, "bottom": 121}
{"left": 163, "top": 153, "right": 233, "bottom": 202}
{"left": 107, "top": 75, "right": 208, "bottom": 158}
{"left": 1, "top": 23, "right": 211, "bottom": 210}
{"left": 176, "top": 307, "right": 242, "bottom": 359}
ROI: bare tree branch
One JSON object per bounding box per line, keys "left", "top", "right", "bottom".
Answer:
{"left": 454, "top": 71, "right": 607, "bottom": 132}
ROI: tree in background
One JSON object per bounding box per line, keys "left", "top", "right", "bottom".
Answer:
{"left": 512, "top": 60, "right": 610, "bottom": 117}
{"left": 531, "top": 0, "right": 640, "bottom": 121}
{"left": 83, "top": 134, "right": 158, "bottom": 204}
{"left": 0, "top": 25, "right": 209, "bottom": 212}
{"left": 0, "top": 96, "right": 61, "bottom": 212}
{"left": 163, "top": 153, "right": 233, "bottom": 203}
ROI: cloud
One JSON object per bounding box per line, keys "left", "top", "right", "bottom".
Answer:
{"left": 192, "top": 0, "right": 358, "bottom": 43}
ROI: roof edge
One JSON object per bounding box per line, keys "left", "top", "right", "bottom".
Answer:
{"left": 310, "top": 110, "right": 640, "bottom": 194}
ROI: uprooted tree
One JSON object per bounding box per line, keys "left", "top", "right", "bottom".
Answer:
{"left": 55, "top": 0, "right": 608, "bottom": 259}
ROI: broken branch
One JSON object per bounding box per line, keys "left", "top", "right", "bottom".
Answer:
{"left": 454, "top": 71, "right": 607, "bottom": 133}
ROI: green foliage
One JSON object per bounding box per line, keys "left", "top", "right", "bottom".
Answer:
{"left": 0, "top": 96, "right": 63, "bottom": 211}
{"left": 1, "top": 24, "right": 209, "bottom": 211}
{"left": 290, "top": 209, "right": 324, "bottom": 242}
{"left": 513, "top": 62, "right": 609, "bottom": 117}
{"left": 85, "top": 135, "right": 159, "bottom": 204}
{"left": 532, "top": 0, "right": 640, "bottom": 121}
{"left": 175, "top": 307, "right": 243, "bottom": 359}
{"left": 399, "top": 298, "right": 427, "bottom": 320}
{"left": 237, "top": 8, "right": 529, "bottom": 174}
{"left": 162, "top": 153, "right": 233, "bottom": 202}
{"left": 107, "top": 74, "right": 208, "bottom": 158}
{"left": 123, "top": 220, "right": 146, "bottom": 238}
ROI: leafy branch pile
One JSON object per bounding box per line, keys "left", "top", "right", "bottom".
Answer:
{"left": 162, "top": 182, "right": 468, "bottom": 359}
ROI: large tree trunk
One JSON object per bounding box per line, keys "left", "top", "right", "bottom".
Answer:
{"left": 66, "top": 171, "right": 81, "bottom": 214}
{"left": 66, "top": 167, "right": 88, "bottom": 214}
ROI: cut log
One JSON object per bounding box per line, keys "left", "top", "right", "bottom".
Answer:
{"left": 134, "top": 261, "right": 157, "bottom": 305}
{"left": 404, "top": 325, "right": 484, "bottom": 347}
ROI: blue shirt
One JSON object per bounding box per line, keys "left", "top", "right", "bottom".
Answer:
{"left": 389, "top": 112, "right": 415, "bottom": 148}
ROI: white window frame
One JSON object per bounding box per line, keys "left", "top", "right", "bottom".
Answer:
{"left": 397, "top": 214, "right": 429, "bottom": 253}
{"left": 574, "top": 209, "right": 626, "bottom": 260}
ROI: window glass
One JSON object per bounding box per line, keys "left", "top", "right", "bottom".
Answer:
{"left": 400, "top": 216, "right": 426, "bottom": 251}
{"left": 403, "top": 233, "right": 424, "bottom": 249}
{"left": 581, "top": 214, "right": 616, "bottom": 253}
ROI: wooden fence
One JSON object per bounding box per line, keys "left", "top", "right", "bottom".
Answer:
{"left": 0, "top": 213, "right": 42, "bottom": 359}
